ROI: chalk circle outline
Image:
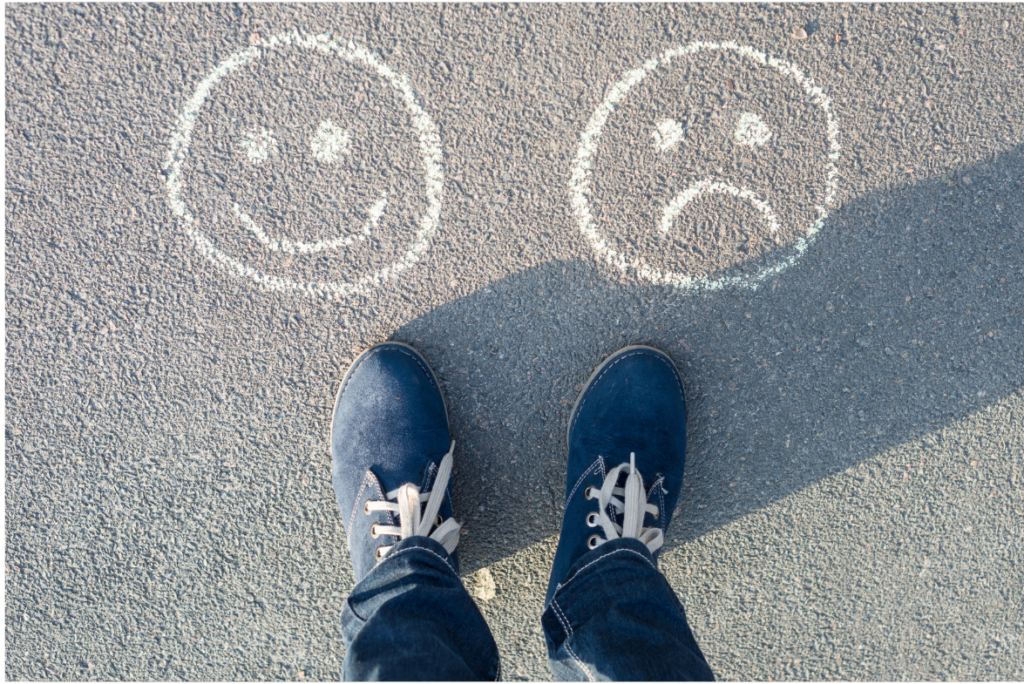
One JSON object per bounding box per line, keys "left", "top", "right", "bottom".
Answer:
{"left": 163, "top": 30, "right": 444, "bottom": 298}
{"left": 570, "top": 41, "right": 841, "bottom": 292}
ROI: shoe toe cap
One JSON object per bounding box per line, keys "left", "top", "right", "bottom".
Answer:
{"left": 332, "top": 344, "right": 451, "bottom": 518}
{"left": 569, "top": 347, "right": 687, "bottom": 478}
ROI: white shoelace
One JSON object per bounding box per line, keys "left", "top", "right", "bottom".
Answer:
{"left": 364, "top": 441, "right": 462, "bottom": 561}
{"left": 586, "top": 452, "right": 664, "bottom": 553}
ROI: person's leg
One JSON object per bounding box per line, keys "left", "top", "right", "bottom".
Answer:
{"left": 543, "top": 538, "right": 712, "bottom": 681}
{"left": 544, "top": 346, "right": 714, "bottom": 681}
{"left": 332, "top": 342, "right": 499, "bottom": 681}
{"left": 341, "top": 536, "right": 499, "bottom": 680}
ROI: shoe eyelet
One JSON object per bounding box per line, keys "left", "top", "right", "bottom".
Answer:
{"left": 375, "top": 547, "right": 384, "bottom": 560}
{"left": 586, "top": 512, "right": 598, "bottom": 527}
{"left": 584, "top": 486, "right": 595, "bottom": 500}
{"left": 370, "top": 523, "right": 379, "bottom": 539}
{"left": 363, "top": 500, "right": 371, "bottom": 515}
{"left": 587, "top": 535, "right": 600, "bottom": 549}
{"left": 435, "top": 514, "right": 443, "bottom": 527}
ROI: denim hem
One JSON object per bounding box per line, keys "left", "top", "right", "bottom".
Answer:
{"left": 344, "top": 535, "right": 459, "bottom": 628}
{"left": 341, "top": 535, "right": 500, "bottom": 681}
{"left": 547, "top": 536, "right": 655, "bottom": 609}
{"left": 374, "top": 535, "right": 459, "bottom": 578}
{"left": 542, "top": 537, "right": 714, "bottom": 680}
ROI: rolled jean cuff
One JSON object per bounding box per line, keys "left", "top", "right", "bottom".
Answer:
{"left": 543, "top": 537, "right": 714, "bottom": 681}
{"left": 342, "top": 536, "right": 500, "bottom": 681}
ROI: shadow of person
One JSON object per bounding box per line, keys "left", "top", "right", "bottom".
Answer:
{"left": 393, "top": 146, "right": 1023, "bottom": 573}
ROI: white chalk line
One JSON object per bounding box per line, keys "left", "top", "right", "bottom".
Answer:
{"left": 233, "top": 192, "right": 387, "bottom": 254}
{"left": 310, "top": 119, "right": 351, "bottom": 164}
{"left": 569, "top": 41, "right": 842, "bottom": 293}
{"left": 660, "top": 180, "right": 779, "bottom": 236}
{"left": 734, "top": 112, "right": 772, "bottom": 148}
{"left": 653, "top": 118, "right": 686, "bottom": 152}
{"left": 163, "top": 30, "right": 444, "bottom": 298}
{"left": 241, "top": 126, "right": 277, "bottom": 163}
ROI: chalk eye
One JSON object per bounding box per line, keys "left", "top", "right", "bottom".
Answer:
{"left": 310, "top": 120, "right": 351, "bottom": 164}
{"left": 652, "top": 118, "right": 686, "bottom": 153}
{"left": 240, "top": 126, "right": 277, "bottom": 164}
{"left": 734, "top": 112, "right": 772, "bottom": 148}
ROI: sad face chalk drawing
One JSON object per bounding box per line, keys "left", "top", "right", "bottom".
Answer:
{"left": 570, "top": 41, "right": 842, "bottom": 292}
{"left": 163, "top": 31, "right": 443, "bottom": 298}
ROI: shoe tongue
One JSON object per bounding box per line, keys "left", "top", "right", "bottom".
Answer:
{"left": 420, "top": 460, "right": 438, "bottom": 493}
{"left": 606, "top": 501, "right": 621, "bottom": 525}
{"left": 610, "top": 466, "right": 650, "bottom": 528}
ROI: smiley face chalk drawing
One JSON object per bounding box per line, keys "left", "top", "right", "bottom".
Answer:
{"left": 164, "top": 31, "right": 443, "bottom": 298}
{"left": 570, "top": 41, "right": 841, "bottom": 292}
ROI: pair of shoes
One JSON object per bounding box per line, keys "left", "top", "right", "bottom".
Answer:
{"left": 331, "top": 342, "right": 688, "bottom": 597}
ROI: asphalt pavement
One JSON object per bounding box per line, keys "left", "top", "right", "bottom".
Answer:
{"left": 5, "top": 3, "right": 1023, "bottom": 680}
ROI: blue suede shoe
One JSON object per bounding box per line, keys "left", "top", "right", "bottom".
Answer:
{"left": 546, "top": 345, "right": 688, "bottom": 607}
{"left": 331, "top": 342, "right": 462, "bottom": 582}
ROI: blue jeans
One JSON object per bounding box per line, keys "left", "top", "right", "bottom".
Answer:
{"left": 341, "top": 536, "right": 714, "bottom": 681}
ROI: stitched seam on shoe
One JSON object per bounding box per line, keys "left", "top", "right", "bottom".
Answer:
{"left": 565, "top": 457, "right": 604, "bottom": 506}
{"left": 556, "top": 457, "right": 604, "bottom": 532}
{"left": 559, "top": 548, "right": 656, "bottom": 590}
{"left": 370, "top": 474, "right": 397, "bottom": 532}
{"left": 570, "top": 350, "right": 683, "bottom": 435}
{"left": 348, "top": 471, "right": 375, "bottom": 532}
{"left": 339, "top": 345, "right": 439, "bottom": 407}
{"left": 494, "top": 659, "right": 501, "bottom": 682}
{"left": 377, "top": 544, "right": 458, "bottom": 577}
{"left": 552, "top": 599, "right": 593, "bottom": 682}
{"left": 351, "top": 471, "right": 398, "bottom": 547}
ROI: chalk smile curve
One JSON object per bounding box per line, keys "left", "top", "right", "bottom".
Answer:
{"left": 232, "top": 192, "right": 388, "bottom": 254}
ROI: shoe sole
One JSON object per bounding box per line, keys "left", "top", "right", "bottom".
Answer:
{"left": 331, "top": 341, "right": 450, "bottom": 446}
{"left": 566, "top": 344, "right": 680, "bottom": 446}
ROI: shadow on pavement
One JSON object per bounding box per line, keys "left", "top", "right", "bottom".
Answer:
{"left": 393, "top": 146, "right": 1023, "bottom": 571}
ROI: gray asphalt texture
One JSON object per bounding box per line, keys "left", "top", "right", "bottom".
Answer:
{"left": 5, "top": 3, "right": 1024, "bottom": 681}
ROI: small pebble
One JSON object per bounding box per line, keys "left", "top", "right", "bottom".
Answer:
{"left": 470, "top": 567, "right": 497, "bottom": 601}
{"left": 793, "top": 27, "right": 808, "bottom": 39}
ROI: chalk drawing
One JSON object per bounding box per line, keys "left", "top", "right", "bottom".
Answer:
{"left": 569, "top": 41, "right": 841, "bottom": 292}
{"left": 734, "top": 112, "right": 772, "bottom": 148}
{"left": 653, "top": 118, "right": 686, "bottom": 152}
{"left": 310, "top": 120, "right": 351, "bottom": 164}
{"left": 233, "top": 115, "right": 384, "bottom": 254}
{"left": 241, "top": 127, "right": 277, "bottom": 163}
{"left": 659, "top": 180, "right": 779, "bottom": 236}
{"left": 233, "top": 192, "right": 387, "bottom": 254}
{"left": 163, "top": 31, "right": 444, "bottom": 298}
